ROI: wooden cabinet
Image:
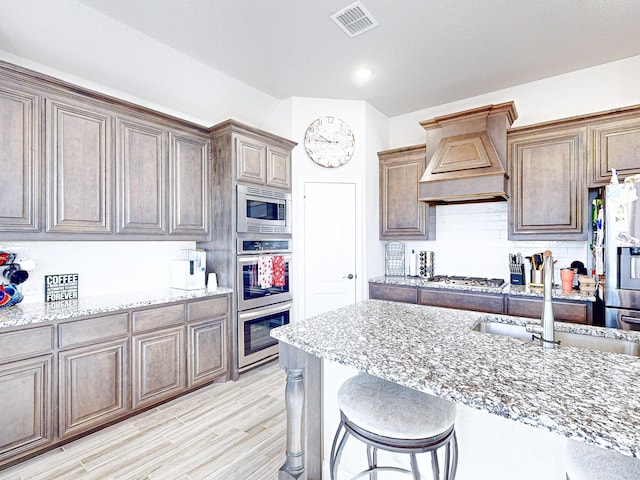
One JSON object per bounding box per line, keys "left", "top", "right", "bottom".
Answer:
{"left": 0, "top": 326, "right": 54, "bottom": 464}
{"left": 187, "top": 297, "right": 228, "bottom": 388}
{"left": 588, "top": 106, "right": 640, "bottom": 186}
{"left": 169, "top": 132, "right": 210, "bottom": 236}
{"left": 508, "top": 125, "right": 587, "bottom": 240}
{"left": 45, "top": 97, "right": 113, "bottom": 234}
{"left": 115, "top": 117, "right": 168, "bottom": 235}
{"left": 0, "top": 355, "right": 53, "bottom": 463}
{"left": 131, "top": 304, "right": 186, "bottom": 410}
{"left": 0, "top": 81, "right": 41, "bottom": 233}
{"left": 506, "top": 295, "right": 592, "bottom": 324}
{"left": 369, "top": 283, "right": 418, "bottom": 304}
{"left": 132, "top": 326, "right": 185, "bottom": 410}
{"left": 57, "top": 313, "right": 129, "bottom": 438}
{"left": 235, "top": 133, "right": 292, "bottom": 190}
{"left": 419, "top": 288, "right": 505, "bottom": 314}
{"left": 378, "top": 145, "right": 431, "bottom": 240}
{"left": 0, "top": 59, "right": 211, "bottom": 241}
{"left": 58, "top": 339, "right": 128, "bottom": 438}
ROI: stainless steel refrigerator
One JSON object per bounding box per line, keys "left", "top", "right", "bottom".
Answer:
{"left": 605, "top": 182, "right": 640, "bottom": 328}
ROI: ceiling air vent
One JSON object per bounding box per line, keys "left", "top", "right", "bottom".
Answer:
{"left": 331, "top": 1, "right": 378, "bottom": 38}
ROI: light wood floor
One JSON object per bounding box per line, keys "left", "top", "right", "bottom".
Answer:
{"left": 0, "top": 362, "right": 287, "bottom": 480}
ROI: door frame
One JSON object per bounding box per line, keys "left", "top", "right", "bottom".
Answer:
{"left": 294, "top": 177, "right": 364, "bottom": 322}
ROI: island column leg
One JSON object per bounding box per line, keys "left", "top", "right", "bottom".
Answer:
{"left": 278, "top": 342, "right": 306, "bottom": 480}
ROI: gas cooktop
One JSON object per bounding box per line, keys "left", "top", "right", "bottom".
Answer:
{"left": 426, "top": 275, "right": 506, "bottom": 289}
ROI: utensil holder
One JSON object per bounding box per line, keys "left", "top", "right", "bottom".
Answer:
{"left": 530, "top": 269, "right": 543, "bottom": 288}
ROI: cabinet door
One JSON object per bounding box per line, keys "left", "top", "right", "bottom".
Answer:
{"left": 169, "top": 132, "right": 209, "bottom": 237}
{"left": 266, "top": 146, "right": 291, "bottom": 190}
{"left": 46, "top": 98, "right": 113, "bottom": 234}
{"left": 116, "top": 117, "right": 168, "bottom": 235}
{"left": 379, "top": 145, "right": 431, "bottom": 239}
{"left": 235, "top": 135, "right": 266, "bottom": 185}
{"left": 508, "top": 127, "right": 587, "bottom": 240}
{"left": 0, "top": 83, "right": 40, "bottom": 233}
{"left": 589, "top": 115, "right": 640, "bottom": 186}
{"left": 418, "top": 288, "right": 504, "bottom": 314}
{"left": 369, "top": 283, "right": 418, "bottom": 304}
{"left": 0, "top": 355, "right": 52, "bottom": 463}
{"left": 188, "top": 318, "right": 226, "bottom": 388}
{"left": 132, "top": 326, "right": 185, "bottom": 410}
{"left": 58, "top": 339, "right": 129, "bottom": 438}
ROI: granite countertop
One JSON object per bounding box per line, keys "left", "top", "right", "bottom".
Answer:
{"left": 369, "top": 275, "right": 597, "bottom": 302}
{"left": 0, "top": 287, "right": 233, "bottom": 330}
{"left": 271, "top": 299, "right": 640, "bottom": 458}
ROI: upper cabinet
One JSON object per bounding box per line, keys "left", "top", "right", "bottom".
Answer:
{"left": 0, "top": 81, "right": 41, "bottom": 233}
{"left": 115, "top": 117, "right": 167, "bottom": 235}
{"left": 235, "top": 133, "right": 292, "bottom": 190}
{"left": 168, "top": 132, "right": 210, "bottom": 236}
{"left": 46, "top": 97, "right": 114, "bottom": 234}
{"left": 378, "top": 144, "right": 432, "bottom": 240}
{"left": 508, "top": 124, "right": 587, "bottom": 240}
{"left": 588, "top": 105, "right": 640, "bottom": 186}
{"left": 0, "top": 60, "right": 211, "bottom": 241}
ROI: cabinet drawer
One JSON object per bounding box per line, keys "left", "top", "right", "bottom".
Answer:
{"left": 59, "top": 313, "right": 129, "bottom": 349}
{"left": 133, "top": 304, "right": 185, "bottom": 333}
{"left": 187, "top": 296, "right": 227, "bottom": 322}
{"left": 369, "top": 283, "right": 417, "bottom": 304}
{"left": 0, "top": 327, "right": 54, "bottom": 362}
{"left": 419, "top": 288, "right": 504, "bottom": 314}
{"left": 506, "top": 296, "right": 590, "bottom": 324}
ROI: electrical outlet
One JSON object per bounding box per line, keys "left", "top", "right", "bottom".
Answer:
{"left": 20, "top": 283, "right": 42, "bottom": 297}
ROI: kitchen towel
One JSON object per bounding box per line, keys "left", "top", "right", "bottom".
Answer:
{"left": 258, "top": 256, "right": 273, "bottom": 289}
{"left": 272, "top": 255, "right": 285, "bottom": 287}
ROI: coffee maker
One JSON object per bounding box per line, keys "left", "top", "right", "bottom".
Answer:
{"left": 171, "top": 249, "right": 206, "bottom": 290}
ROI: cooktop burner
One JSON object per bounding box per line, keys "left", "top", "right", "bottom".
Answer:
{"left": 429, "top": 275, "right": 506, "bottom": 288}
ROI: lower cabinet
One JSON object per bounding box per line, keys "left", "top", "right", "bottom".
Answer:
{"left": 369, "top": 283, "right": 418, "bottom": 304}
{"left": 188, "top": 319, "right": 226, "bottom": 388}
{"left": 132, "top": 326, "right": 185, "bottom": 410}
{"left": 0, "top": 355, "right": 53, "bottom": 464}
{"left": 58, "top": 339, "right": 129, "bottom": 438}
{"left": 418, "top": 288, "right": 505, "bottom": 314}
{"left": 0, "top": 294, "right": 230, "bottom": 470}
{"left": 506, "top": 296, "right": 592, "bottom": 324}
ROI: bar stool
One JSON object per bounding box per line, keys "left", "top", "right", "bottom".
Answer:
{"left": 330, "top": 372, "right": 458, "bottom": 480}
{"left": 565, "top": 439, "right": 640, "bottom": 480}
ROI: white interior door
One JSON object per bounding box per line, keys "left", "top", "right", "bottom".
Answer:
{"left": 303, "top": 182, "right": 357, "bottom": 319}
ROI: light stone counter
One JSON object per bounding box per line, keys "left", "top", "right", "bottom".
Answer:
{"left": 369, "top": 275, "right": 597, "bottom": 301}
{"left": 271, "top": 299, "right": 640, "bottom": 476}
{"left": 0, "top": 287, "right": 233, "bottom": 330}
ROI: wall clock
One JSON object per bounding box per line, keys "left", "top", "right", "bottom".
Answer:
{"left": 304, "top": 116, "right": 355, "bottom": 168}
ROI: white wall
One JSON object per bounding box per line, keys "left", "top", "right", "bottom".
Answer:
{"left": 289, "top": 98, "right": 387, "bottom": 320}
{"left": 383, "top": 55, "right": 640, "bottom": 282}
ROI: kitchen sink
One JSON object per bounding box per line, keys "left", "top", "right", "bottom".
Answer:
{"left": 473, "top": 321, "right": 640, "bottom": 357}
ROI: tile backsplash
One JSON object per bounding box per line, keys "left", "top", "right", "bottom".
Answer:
{"left": 401, "top": 202, "right": 589, "bottom": 282}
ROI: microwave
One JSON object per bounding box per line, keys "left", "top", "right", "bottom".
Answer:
{"left": 237, "top": 185, "right": 292, "bottom": 234}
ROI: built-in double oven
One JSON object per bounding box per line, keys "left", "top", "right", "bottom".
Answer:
{"left": 236, "top": 237, "right": 292, "bottom": 371}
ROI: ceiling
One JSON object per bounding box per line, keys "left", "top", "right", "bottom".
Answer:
{"left": 79, "top": 0, "right": 640, "bottom": 117}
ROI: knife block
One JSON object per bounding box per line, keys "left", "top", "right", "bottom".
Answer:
{"left": 510, "top": 264, "right": 526, "bottom": 285}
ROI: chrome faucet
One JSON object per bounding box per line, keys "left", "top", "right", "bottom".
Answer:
{"left": 527, "top": 250, "right": 556, "bottom": 348}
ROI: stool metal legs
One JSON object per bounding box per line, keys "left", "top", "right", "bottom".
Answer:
{"left": 330, "top": 412, "right": 458, "bottom": 480}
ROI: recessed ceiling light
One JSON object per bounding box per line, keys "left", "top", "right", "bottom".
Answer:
{"left": 356, "top": 67, "right": 374, "bottom": 79}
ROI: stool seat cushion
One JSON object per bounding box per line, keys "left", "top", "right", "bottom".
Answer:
{"left": 565, "top": 439, "right": 640, "bottom": 480}
{"left": 338, "top": 373, "right": 456, "bottom": 440}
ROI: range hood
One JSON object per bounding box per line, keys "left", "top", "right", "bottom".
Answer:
{"left": 418, "top": 102, "right": 517, "bottom": 204}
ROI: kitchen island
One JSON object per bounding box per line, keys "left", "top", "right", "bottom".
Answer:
{"left": 271, "top": 299, "right": 640, "bottom": 479}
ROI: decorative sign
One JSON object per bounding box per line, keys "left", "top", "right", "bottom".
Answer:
{"left": 44, "top": 274, "right": 79, "bottom": 302}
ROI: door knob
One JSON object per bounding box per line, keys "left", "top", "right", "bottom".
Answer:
{"left": 344, "top": 273, "right": 354, "bottom": 279}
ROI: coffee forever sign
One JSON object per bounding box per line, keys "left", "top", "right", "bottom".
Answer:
{"left": 44, "top": 274, "right": 79, "bottom": 302}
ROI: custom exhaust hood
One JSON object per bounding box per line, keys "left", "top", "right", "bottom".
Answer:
{"left": 418, "top": 102, "right": 517, "bottom": 204}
